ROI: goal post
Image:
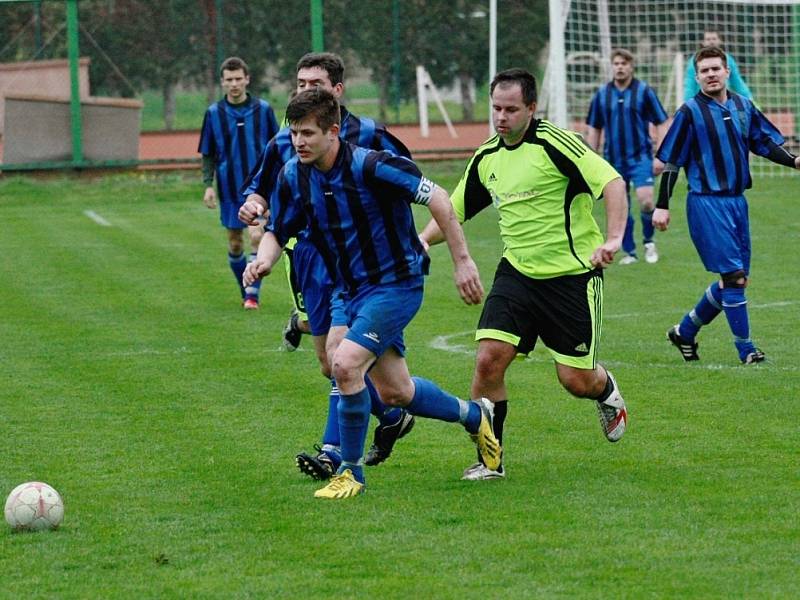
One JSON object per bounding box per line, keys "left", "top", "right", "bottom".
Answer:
{"left": 544, "top": 0, "right": 800, "bottom": 176}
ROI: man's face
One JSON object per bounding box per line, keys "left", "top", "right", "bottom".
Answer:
{"left": 491, "top": 83, "right": 535, "bottom": 145}
{"left": 289, "top": 115, "right": 338, "bottom": 166}
{"left": 696, "top": 56, "right": 729, "bottom": 95}
{"left": 296, "top": 66, "right": 344, "bottom": 98}
{"left": 612, "top": 56, "right": 634, "bottom": 83}
{"left": 221, "top": 68, "right": 249, "bottom": 102}
{"left": 702, "top": 32, "right": 721, "bottom": 48}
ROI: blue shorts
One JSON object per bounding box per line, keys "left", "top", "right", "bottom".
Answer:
{"left": 343, "top": 277, "right": 424, "bottom": 358}
{"left": 686, "top": 193, "right": 751, "bottom": 274}
{"left": 291, "top": 239, "right": 336, "bottom": 337}
{"left": 219, "top": 199, "right": 248, "bottom": 230}
{"left": 615, "top": 159, "right": 654, "bottom": 190}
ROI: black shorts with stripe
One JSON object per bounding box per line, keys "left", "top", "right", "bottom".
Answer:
{"left": 476, "top": 258, "right": 604, "bottom": 368}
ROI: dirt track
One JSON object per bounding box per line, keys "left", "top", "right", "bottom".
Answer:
{"left": 138, "top": 121, "right": 493, "bottom": 168}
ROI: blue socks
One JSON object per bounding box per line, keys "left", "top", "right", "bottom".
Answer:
{"left": 321, "top": 379, "right": 340, "bottom": 447}
{"left": 228, "top": 252, "right": 247, "bottom": 298}
{"left": 641, "top": 209, "right": 655, "bottom": 244}
{"left": 244, "top": 252, "right": 262, "bottom": 301}
{"left": 679, "top": 282, "right": 723, "bottom": 340}
{"left": 721, "top": 287, "right": 756, "bottom": 359}
{"left": 405, "top": 377, "right": 481, "bottom": 433}
{"left": 337, "top": 388, "right": 371, "bottom": 484}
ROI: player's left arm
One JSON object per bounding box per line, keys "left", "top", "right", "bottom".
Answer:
{"left": 590, "top": 177, "right": 626, "bottom": 268}
{"left": 748, "top": 107, "right": 799, "bottom": 169}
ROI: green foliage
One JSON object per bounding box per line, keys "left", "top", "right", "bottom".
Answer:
{"left": 0, "top": 167, "right": 798, "bottom": 597}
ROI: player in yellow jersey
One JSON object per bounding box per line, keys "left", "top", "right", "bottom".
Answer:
{"left": 420, "top": 68, "right": 629, "bottom": 480}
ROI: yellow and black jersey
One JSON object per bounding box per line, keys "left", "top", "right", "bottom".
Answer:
{"left": 450, "top": 119, "right": 620, "bottom": 278}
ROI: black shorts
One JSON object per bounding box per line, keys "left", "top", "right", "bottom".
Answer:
{"left": 476, "top": 258, "right": 603, "bottom": 369}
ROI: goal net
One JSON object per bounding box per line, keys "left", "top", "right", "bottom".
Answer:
{"left": 543, "top": 0, "right": 800, "bottom": 176}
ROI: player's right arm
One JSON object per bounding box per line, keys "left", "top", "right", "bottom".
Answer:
{"left": 238, "top": 136, "right": 285, "bottom": 225}
{"left": 653, "top": 108, "right": 692, "bottom": 230}
{"left": 201, "top": 155, "right": 217, "bottom": 208}
{"left": 584, "top": 91, "right": 604, "bottom": 152}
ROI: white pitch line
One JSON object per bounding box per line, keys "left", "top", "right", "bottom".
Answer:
{"left": 84, "top": 210, "right": 112, "bottom": 227}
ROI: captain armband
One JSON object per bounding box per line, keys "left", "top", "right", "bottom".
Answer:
{"left": 764, "top": 141, "right": 798, "bottom": 169}
{"left": 656, "top": 163, "right": 680, "bottom": 210}
{"left": 412, "top": 177, "right": 435, "bottom": 206}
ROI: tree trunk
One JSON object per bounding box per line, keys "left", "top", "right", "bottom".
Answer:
{"left": 459, "top": 72, "right": 474, "bottom": 122}
{"left": 163, "top": 82, "right": 176, "bottom": 131}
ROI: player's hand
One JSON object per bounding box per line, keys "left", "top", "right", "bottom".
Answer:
{"left": 243, "top": 259, "right": 271, "bottom": 287}
{"left": 653, "top": 208, "right": 670, "bottom": 231}
{"left": 590, "top": 239, "right": 621, "bottom": 269}
{"left": 238, "top": 196, "right": 267, "bottom": 226}
{"left": 203, "top": 187, "right": 217, "bottom": 209}
{"left": 453, "top": 257, "right": 483, "bottom": 305}
{"left": 795, "top": 156, "right": 800, "bottom": 169}
{"left": 652, "top": 158, "right": 665, "bottom": 176}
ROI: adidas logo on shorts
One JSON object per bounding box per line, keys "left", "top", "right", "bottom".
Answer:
{"left": 575, "top": 342, "right": 589, "bottom": 352}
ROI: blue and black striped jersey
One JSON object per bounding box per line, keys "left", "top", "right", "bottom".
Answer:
{"left": 586, "top": 79, "right": 668, "bottom": 169}
{"left": 198, "top": 95, "right": 279, "bottom": 203}
{"left": 268, "top": 142, "right": 431, "bottom": 294}
{"left": 656, "top": 92, "right": 783, "bottom": 195}
{"left": 241, "top": 105, "right": 411, "bottom": 202}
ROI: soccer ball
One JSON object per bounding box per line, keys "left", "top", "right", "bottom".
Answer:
{"left": 4, "top": 482, "right": 64, "bottom": 532}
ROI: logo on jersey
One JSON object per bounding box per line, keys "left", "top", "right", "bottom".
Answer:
{"left": 414, "top": 177, "right": 435, "bottom": 206}
{"left": 488, "top": 172, "right": 497, "bottom": 182}
{"left": 363, "top": 331, "right": 381, "bottom": 343}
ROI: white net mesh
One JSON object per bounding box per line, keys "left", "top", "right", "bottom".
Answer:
{"left": 545, "top": 0, "right": 800, "bottom": 176}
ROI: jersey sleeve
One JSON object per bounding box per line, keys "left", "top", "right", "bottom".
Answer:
{"left": 267, "top": 167, "right": 307, "bottom": 247}
{"left": 374, "top": 127, "right": 412, "bottom": 159}
{"left": 571, "top": 144, "right": 620, "bottom": 198}
{"left": 644, "top": 86, "right": 669, "bottom": 125}
{"left": 242, "top": 136, "right": 284, "bottom": 198}
{"left": 264, "top": 103, "right": 280, "bottom": 141}
{"left": 656, "top": 107, "right": 692, "bottom": 166}
{"left": 747, "top": 105, "right": 785, "bottom": 157}
{"left": 198, "top": 109, "right": 215, "bottom": 156}
{"left": 450, "top": 151, "right": 493, "bottom": 222}
{"left": 364, "top": 150, "right": 432, "bottom": 205}
{"left": 585, "top": 90, "right": 604, "bottom": 128}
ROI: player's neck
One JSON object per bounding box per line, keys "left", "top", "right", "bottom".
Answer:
{"left": 702, "top": 88, "right": 728, "bottom": 104}
{"left": 315, "top": 138, "right": 341, "bottom": 173}
{"left": 226, "top": 92, "right": 248, "bottom": 105}
{"left": 613, "top": 77, "right": 632, "bottom": 90}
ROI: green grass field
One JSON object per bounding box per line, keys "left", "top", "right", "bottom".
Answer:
{"left": 1, "top": 165, "right": 798, "bottom": 598}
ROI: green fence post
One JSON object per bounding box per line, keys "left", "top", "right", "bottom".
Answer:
{"left": 66, "top": 0, "right": 84, "bottom": 166}
{"left": 311, "top": 0, "right": 324, "bottom": 51}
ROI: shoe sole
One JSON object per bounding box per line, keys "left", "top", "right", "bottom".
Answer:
{"left": 364, "top": 413, "right": 415, "bottom": 466}
{"left": 471, "top": 400, "right": 502, "bottom": 471}
{"left": 295, "top": 454, "right": 333, "bottom": 480}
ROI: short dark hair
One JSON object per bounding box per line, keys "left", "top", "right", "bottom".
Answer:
{"left": 611, "top": 48, "right": 635, "bottom": 64}
{"left": 490, "top": 68, "right": 537, "bottom": 105}
{"left": 295, "top": 52, "right": 345, "bottom": 86}
{"left": 694, "top": 46, "right": 727, "bottom": 68}
{"left": 286, "top": 88, "right": 340, "bottom": 132}
{"left": 220, "top": 56, "right": 249, "bottom": 77}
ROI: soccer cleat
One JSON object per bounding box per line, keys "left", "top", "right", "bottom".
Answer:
{"left": 619, "top": 254, "right": 638, "bottom": 265}
{"left": 364, "top": 410, "right": 415, "bottom": 466}
{"left": 295, "top": 445, "right": 336, "bottom": 480}
{"left": 461, "top": 462, "right": 505, "bottom": 481}
{"left": 313, "top": 469, "right": 364, "bottom": 499}
{"left": 668, "top": 325, "right": 700, "bottom": 361}
{"left": 742, "top": 349, "right": 766, "bottom": 364}
{"left": 282, "top": 310, "right": 303, "bottom": 352}
{"left": 469, "top": 398, "right": 503, "bottom": 472}
{"left": 596, "top": 370, "right": 627, "bottom": 442}
{"left": 243, "top": 297, "right": 259, "bottom": 310}
{"left": 644, "top": 242, "right": 659, "bottom": 264}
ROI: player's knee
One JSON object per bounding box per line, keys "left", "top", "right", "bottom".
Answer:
{"left": 721, "top": 270, "right": 747, "bottom": 288}
{"left": 474, "top": 351, "right": 506, "bottom": 385}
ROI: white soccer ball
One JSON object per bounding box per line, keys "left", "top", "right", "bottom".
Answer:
{"left": 4, "top": 481, "right": 64, "bottom": 532}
